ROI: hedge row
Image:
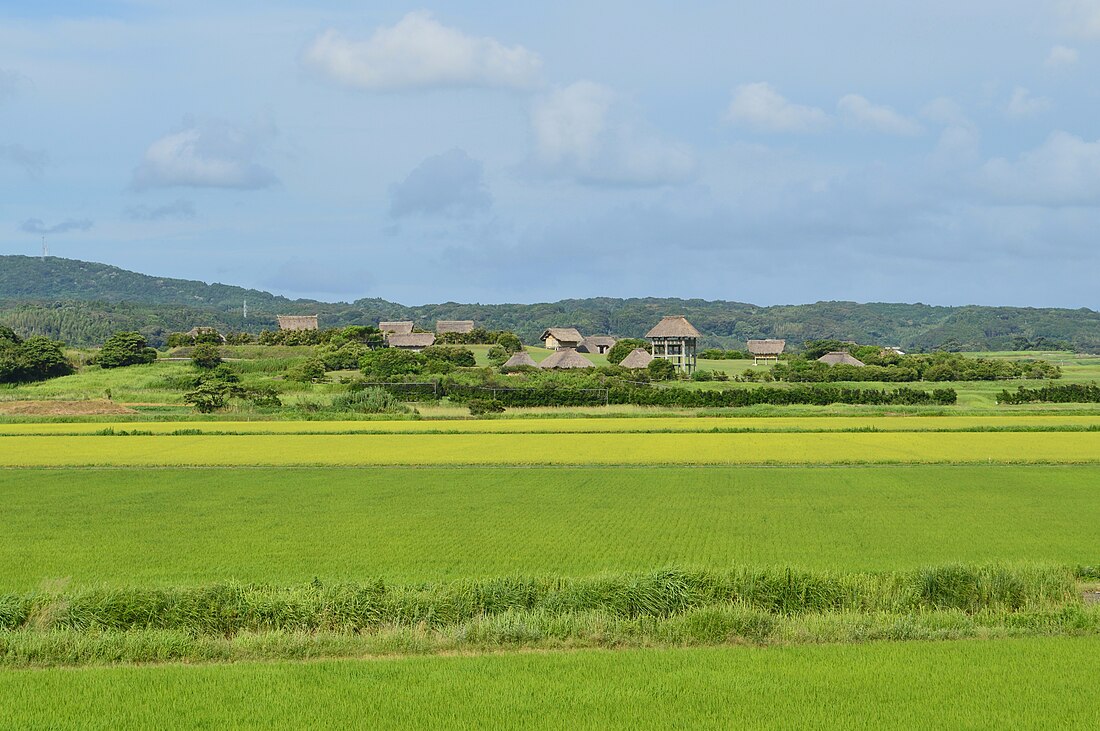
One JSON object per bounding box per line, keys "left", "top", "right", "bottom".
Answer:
{"left": 998, "top": 383, "right": 1100, "bottom": 404}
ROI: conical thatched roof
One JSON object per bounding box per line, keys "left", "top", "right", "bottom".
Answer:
{"left": 747, "top": 339, "right": 786, "bottom": 355}
{"left": 645, "top": 316, "right": 700, "bottom": 339}
{"left": 818, "top": 351, "right": 865, "bottom": 366}
{"left": 379, "top": 321, "right": 414, "bottom": 335}
{"left": 538, "top": 348, "right": 593, "bottom": 369}
{"left": 503, "top": 351, "right": 537, "bottom": 368}
{"left": 619, "top": 348, "right": 653, "bottom": 369}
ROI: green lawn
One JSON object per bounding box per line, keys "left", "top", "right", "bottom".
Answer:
{"left": 4, "top": 637, "right": 1098, "bottom": 729}
{"left": 3, "top": 465, "right": 1098, "bottom": 589}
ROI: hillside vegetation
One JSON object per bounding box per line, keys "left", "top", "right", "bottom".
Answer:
{"left": 2, "top": 255, "right": 1098, "bottom": 351}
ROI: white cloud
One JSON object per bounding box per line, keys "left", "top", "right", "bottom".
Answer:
{"left": 1059, "top": 1, "right": 1100, "bottom": 39}
{"left": 302, "top": 11, "right": 541, "bottom": 92}
{"left": 1005, "top": 87, "right": 1051, "bottom": 118}
{"left": 131, "top": 118, "right": 277, "bottom": 190}
{"left": 389, "top": 149, "right": 491, "bottom": 218}
{"left": 529, "top": 81, "right": 696, "bottom": 186}
{"left": 837, "top": 94, "right": 923, "bottom": 136}
{"left": 922, "top": 98, "right": 981, "bottom": 169}
{"left": 725, "top": 83, "right": 829, "bottom": 133}
{"left": 1045, "top": 45, "right": 1079, "bottom": 68}
{"left": 0, "top": 68, "right": 21, "bottom": 104}
{"left": 980, "top": 131, "right": 1100, "bottom": 206}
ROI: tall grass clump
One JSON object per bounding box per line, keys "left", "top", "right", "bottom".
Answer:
{"left": 330, "top": 387, "right": 413, "bottom": 415}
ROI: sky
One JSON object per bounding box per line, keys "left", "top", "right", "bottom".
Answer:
{"left": 1, "top": 1, "right": 1099, "bottom": 307}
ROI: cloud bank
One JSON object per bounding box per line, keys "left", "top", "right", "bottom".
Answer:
{"left": 0, "top": 143, "right": 48, "bottom": 176}
{"left": 19, "top": 217, "right": 93, "bottom": 234}
{"left": 725, "top": 83, "right": 829, "bottom": 133}
{"left": 303, "top": 11, "right": 541, "bottom": 91}
{"left": 124, "top": 199, "right": 197, "bottom": 221}
{"left": 837, "top": 94, "right": 923, "bottom": 136}
{"left": 389, "top": 149, "right": 491, "bottom": 218}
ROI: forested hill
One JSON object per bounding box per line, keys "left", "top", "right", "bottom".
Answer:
{"left": 1, "top": 255, "right": 1098, "bottom": 352}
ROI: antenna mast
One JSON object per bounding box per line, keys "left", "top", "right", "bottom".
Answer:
{"left": 243, "top": 299, "right": 248, "bottom": 320}
{"left": 41, "top": 236, "right": 48, "bottom": 258}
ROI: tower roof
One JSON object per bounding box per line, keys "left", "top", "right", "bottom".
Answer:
{"left": 645, "top": 316, "right": 701, "bottom": 339}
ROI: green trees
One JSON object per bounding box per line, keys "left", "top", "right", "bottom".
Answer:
{"left": 0, "top": 328, "right": 73, "bottom": 383}
{"left": 646, "top": 358, "right": 678, "bottom": 381}
{"left": 359, "top": 349, "right": 424, "bottom": 380}
{"left": 420, "top": 346, "right": 476, "bottom": 368}
{"left": 98, "top": 332, "right": 157, "bottom": 369}
{"left": 286, "top": 357, "right": 327, "bottom": 383}
{"left": 191, "top": 343, "right": 223, "bottom": 369}
{"left": 607, "top": 339, "right": 649, "bottom": 365}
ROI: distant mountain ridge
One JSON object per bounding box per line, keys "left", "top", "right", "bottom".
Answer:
{"left": 1, "top": 255, "right": 1098, "bottom": 352}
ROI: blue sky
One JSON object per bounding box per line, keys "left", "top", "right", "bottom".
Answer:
{"left": 2, "top": 1, "right": 1099, "bottom": 307}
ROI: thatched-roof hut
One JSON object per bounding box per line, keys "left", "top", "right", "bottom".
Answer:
{"left": 379, "top": 321, "right": 414, "bottom": 335}
{"left": 386, "top": 332, "right": 435, "bottom": 351}
{"left": 578, "top": 335, "right": 617, "bottom": 355}
{"left": 502, "top": 351, "right": 537, "bottom": 368}
{"left": 436, "top": 320, "right": 475, "bottom": 334}
{"left": 747, "top": 339, "right": 785, "bottom": 365}
{"left": 277, "top": 315, "right": 318, "bottom": 331}
{"left": 818, "top": 351, "right": 865, "bottom": 366}
{"left": 538, "top": 348, "right": 593, "bottom": 369}
{"left": 619, "top": 348, "right": 654, "bottom": 369}
{"left": 645, "top": 316, "right": 700, "bottom": 373}
{"left": 541, "top": 328, "right": 584, "bottom": 349}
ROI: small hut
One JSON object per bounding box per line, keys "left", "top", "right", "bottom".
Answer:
{"left": 747, "top": 339, "right": 785, "bottom": 365}
{"left": 619, "top": 348, "right": 654, "bottom": 369}
{"left": 646, "top": 316, "right": 700, "bottom": 374}
{"left": 578, "top": 335, "right": 617, "bottom": 355}
{"left": 379, "top": 321, "right": 414, "bottom": 335}
{"left": 502, "top": 351, "right": 537, "bottom": 369}
{"left": 386, "top": 332, "right": 435, "bottom": 352}
{"left": 277, "top": 315, "right": 319, "bottom": 331}
{"left": 818, "top": 351, "right": 866, "bottom": 366}
{"left": 541, "top": 328, "right": 584, "bottom": 350}
{"left": 538, "top": 348, "right": 593, "bottom": 369}
{"left": 436, "top": 320, "right": 475, "bottom": 334}
{"left": 186, "top": 327, "right": 226, "bottom": 343}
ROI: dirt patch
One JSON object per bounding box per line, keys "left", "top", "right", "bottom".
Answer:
{"left": 0, "top": 400, "right": 137, "bottom": 416}
{"left": 1084, "top": 591, "right": 1100, "bottom": 605}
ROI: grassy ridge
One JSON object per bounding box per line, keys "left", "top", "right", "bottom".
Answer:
{"left": 4, "top": 638, "right": 1100, "bottom": 728}
{"left": 4, "top": 414, "right": 1100, "bottom": 434}
{"left": 1, "top": 431, "right": 1099, "bottom": 466}
{"left": 3, "top": 466, "right": 1099, "bottom": 588}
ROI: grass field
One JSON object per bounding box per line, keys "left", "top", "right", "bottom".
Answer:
{"left": 3, "top": 638, "right": 1098, "bottom": 729}
{"left": 1, "top": 430, "right": 1097, "bottom": 466}
{"left": 3, "top": 465, "right": 1098, "bottom": 588}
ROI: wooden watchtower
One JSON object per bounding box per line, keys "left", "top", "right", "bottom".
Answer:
{"left": 645, "top": 316, "right": 701, "bottom": 374}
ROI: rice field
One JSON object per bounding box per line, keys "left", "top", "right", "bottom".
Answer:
{"left": 2, "top": 466, "right": 1098, "bottom": 588}
{"left": 4, "top": 638, "right": 1098, "bottom": 729}
{"left": 3, "top": 414, "right": 1100, "bottom": 434}
{"left": 0, "top": 430, "right": 1097, "bottom": 466}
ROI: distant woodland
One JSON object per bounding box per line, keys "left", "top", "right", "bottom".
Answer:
{"left": 2, "top": 255, "right": 1098, "bottom": 351}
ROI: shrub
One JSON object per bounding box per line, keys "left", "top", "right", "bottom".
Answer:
{"left": 190, "top": 343, "right": 223, "bottom": 370}
{"left": 607, "top": 339, "right": 649, "bottom": 365}
{"left": 647, "top": 358, "right": 678, "bottom": 381}
{"left": 421, "top": 346, "right": 476, "bottom": 367}
{"left": 286, "top": 357, "right": 326, "bottom": 383}
{"left": 495, "top": 332, "right": 523, "bottom": 353}
{"left": 331, "top": 387, "right": 411, "bottom": 414}
{"left": 487, "top": 345, "right": 509, "bottom": 366}
{"left": 98, "top": 331, "right": 157, "bottom": 369}
{"left": 468, "top": 398, "right": 505, "bottom": 416}
{"left": 360, "top": 348, "right": 424, "bottom": 379}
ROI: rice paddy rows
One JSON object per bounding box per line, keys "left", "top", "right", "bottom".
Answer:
{"left": 3, "top": 638, "right": 1098, "bottom": 729}
{"left": 3, "top": 466, "right": 1098, "bottom": 588}
{"left": 1, "top": 430, "right": 1097, "bottom": 466}
{"left": 3, "top": 414, "right": 1100, "bottom": 435}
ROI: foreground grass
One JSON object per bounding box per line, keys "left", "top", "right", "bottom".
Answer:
{"left": 1, "top": 430, "right": 1098, "bottom": 466}
{"left": 4, "top": 638, "right": 1099, "bottom": 729}
{"left": 3, "top": 466, "right": 1099, "bottom": 588}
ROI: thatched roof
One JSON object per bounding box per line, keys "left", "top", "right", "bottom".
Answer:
{"left": 277, "top": 315, "right": 318, "bottom": 331}
{"left": 386, "top": 332, "right": 435, "bottom": 349}
{"left": 541, "top": 327, "right": 584, "bottom": 344}
{"left": 436, "top": 320, "right": 475, "bottom": 334}
{"left": 578, "top": 335, "right": 617, "bottom": 352}
{"left": 818, "top": 351, "right": 865, "bottom": 366}
{"left": 619, "top": 348, "right": 654, "bottom": 369}
{"left": 502, "top": 351, "right": 537, "bottom": 368}
{"left": 747, "top": 339, "right": 786, "bottom": 355}
{"left": 645, "top": 316, "right": 700, "bottom": 339}
{"left": 379, "top": 321, "right": 414, "bottom": 335}
{"left": 538, "top": 348, "right": 594, "bottom": 369}
{"left": 186, "top": 327, "right": 226, "bottom": 342}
